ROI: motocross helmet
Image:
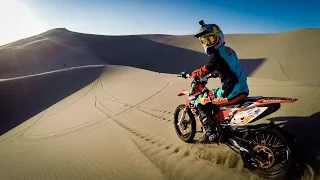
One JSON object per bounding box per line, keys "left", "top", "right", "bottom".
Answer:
{"left": 194, "top": 20, "right": 225, "bottom": 55}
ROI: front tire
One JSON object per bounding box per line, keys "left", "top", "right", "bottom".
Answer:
{"left": 242, "top": 126, "right": 295, "bottom": 180}
{"left": 173, "top": 104, "right": 196, "bottom": 143}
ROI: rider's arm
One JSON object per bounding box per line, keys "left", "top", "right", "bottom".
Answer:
{"left": 204, "top": 50, "right": 222, "bottom": 73}
{"left": 190, "top": 50, "right": 221, "bottom": 78}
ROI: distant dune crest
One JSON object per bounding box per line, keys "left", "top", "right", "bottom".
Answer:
{"left": 0, "top": 27, "right": 319, "bottom": 83}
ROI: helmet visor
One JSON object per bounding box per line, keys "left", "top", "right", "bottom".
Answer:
{"left": 199, "top": 33, "right": 218, "bottom": 47}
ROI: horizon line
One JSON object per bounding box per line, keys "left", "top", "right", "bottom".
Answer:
{"left": 1, "top": 26, "right": 319, "bottom": 47}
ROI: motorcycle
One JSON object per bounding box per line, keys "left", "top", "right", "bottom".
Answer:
{"left": 173, "top": 72, "right": 297, "bottom": 179}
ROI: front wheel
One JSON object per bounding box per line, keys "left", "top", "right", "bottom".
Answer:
{"left": 173, "top": 104, "right": 196, "bottom": 143}
{"left": 242, "top": 126, "right": 295, "bottom": 180}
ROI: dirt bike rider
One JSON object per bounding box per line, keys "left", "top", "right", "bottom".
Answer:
{"left": 180, "top": 20, "right": 249, "bottom": 143}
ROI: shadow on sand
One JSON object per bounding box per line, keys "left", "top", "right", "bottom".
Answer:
{"left": 74, "top": 33, "right": 266, "bottom": 76}
{"left": 0, "top": 66, "right": 104, "bottom": 136}
{"left": 267, "top": 112, "right": 320, "bottom": 179}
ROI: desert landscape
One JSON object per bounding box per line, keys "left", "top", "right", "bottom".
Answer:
{"left": 0, "top": 27, "right": 319, "bottom": 180}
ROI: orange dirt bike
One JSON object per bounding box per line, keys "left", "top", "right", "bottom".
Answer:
{"left": 173, "top": 72, "right": 297, "bottom": 179}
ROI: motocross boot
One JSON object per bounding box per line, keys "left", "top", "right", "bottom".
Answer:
{"left": 198, "top": 111, "right": 218, "bottom": 143}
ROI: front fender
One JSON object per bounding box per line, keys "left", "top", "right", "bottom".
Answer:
{"left": 178, "top": 90, "right": 189, "bottom": 96}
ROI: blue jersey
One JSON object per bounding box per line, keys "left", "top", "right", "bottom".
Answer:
{"left": 217, "top": 45, "right": 247, "bottom": 84}
{"left": 204, "top": 45, "right": 249, "bottom": 98}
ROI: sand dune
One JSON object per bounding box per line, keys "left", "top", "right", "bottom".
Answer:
{"left": 141, "top": 28, "right": 320, "bottom": 83}
{"left": 2, "top": 28, "right": 319, "bottom": 83}
{"left": 0, "top": 28, "right": 319, "bottom": 180}
{"left": 0, "top": 28, "right": 105, "bottom": 78}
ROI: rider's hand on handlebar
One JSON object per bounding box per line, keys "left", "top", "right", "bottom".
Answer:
{"left": 178, "top": 71, "right": 190, "bottom": 79}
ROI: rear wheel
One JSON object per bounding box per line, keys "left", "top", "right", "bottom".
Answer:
{"left": 242, "top": 126, "right": 295, "bottom": 179}
{"left": 173, "top": 104, "right": 196, "bottom": 143}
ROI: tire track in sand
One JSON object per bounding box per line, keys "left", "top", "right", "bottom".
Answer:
{"left": 132, "top": 106, "right": 247, "bottom": 170}
{"left": 15, "top": 79, "right": 109, "bottom": 143}
{"left": 108, "top": 116, "right": 258, "bottom": 180}
{"left": 92, "top": 76, "right": 251, "bottom": 176}
{"left": 91, "top": 79, "right": 260, "bottom": 180}
{"left": 114, "top": 82, "right": 171, "bottom": 117}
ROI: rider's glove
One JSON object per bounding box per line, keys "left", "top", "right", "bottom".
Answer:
{"left": 179, "top": 71, "right": 190, "bottom": 79}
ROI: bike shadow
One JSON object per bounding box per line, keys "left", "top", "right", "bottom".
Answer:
{"left": 267, "top": 111, "right": 320, "bottom": 179}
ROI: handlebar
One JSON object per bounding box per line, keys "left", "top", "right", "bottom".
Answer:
{"left": 177, "top": 71, "right": 220, "bottom": 95}
{"left": 177, "top": 72, "right": 219, "bottom": 81}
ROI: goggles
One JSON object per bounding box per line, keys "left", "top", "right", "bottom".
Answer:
{"left": 199, "top": 33, "right": 218, "bottom": 47}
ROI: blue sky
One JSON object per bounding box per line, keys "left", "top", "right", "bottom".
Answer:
{"left": 21, "top": 0, "right": 319, "bottom": 35}
{"left": 0, "top": 0, "right": 319, "bottom": 45}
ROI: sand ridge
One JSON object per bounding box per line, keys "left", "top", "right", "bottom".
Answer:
{"left": 2, "top": 28, "right": 320, "bottom": 83}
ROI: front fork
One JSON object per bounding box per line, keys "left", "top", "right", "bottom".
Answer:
{"left": 177, "top": 106, "right": 187, "bottom": 129}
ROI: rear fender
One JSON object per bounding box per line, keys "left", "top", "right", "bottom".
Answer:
{"left": 255, "top": 97, "right": 297, "bottom": 106}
